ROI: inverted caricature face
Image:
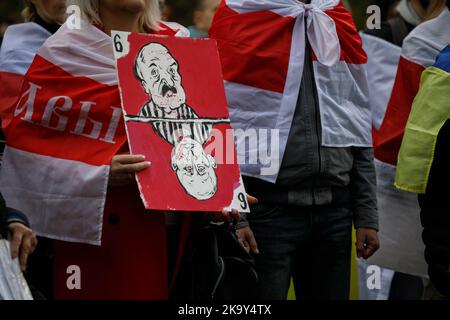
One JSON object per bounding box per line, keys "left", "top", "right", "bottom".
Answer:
{"left": 136, "top": 43, "right": 186, "bottom": 113}
{"left": 171, "top": 137, "right": 217, "bottom": 200}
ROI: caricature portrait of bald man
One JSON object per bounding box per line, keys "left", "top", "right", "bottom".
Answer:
{"left": 135, "top": 42, "right": 212, "bottom": 146}
{"left": 171, "top": 137, "right": 218, "bottom": 200}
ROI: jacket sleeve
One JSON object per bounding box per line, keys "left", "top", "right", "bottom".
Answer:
{"left": 6, "top": 208, "right": 31, "bottom": 228}
{"left": 350, "top": 147, "right": 379, "bottom": 230}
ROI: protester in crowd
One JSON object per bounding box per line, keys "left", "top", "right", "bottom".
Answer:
{"left": 0, "top": 121, "right": 38, "bottom": 296}
{"left": 159, "top": 0, "right": 173, "bottom": 21}
{"left": 161, "top": 0, "right": 194, "bottom": 27}
{"left": 396, "top": 43, "right": 450, "bottom": 299}
{"left": 0, "top": 0, "right": 65, "bottom": 133}
{"left": 0, "top": 0, "right": 238, "bottom": 300}
{"left": 188, "top": 0, "right": 220, "bottom": 38}
{"left": 21, "top": 0, "right": 66, "bottom": 27}
{"left": 210, "top": 0, "right": 379, "bottom": 300}
{"left": 368, "top": 0, "right": 401, "bottom": 22}
{"left": 366, "top": 0, "right": 446, "bottom": 46}
{"left": 0, "top": 192, "right": 37, "bottom": 300}
{"left": 360, "top": 0, "right": 449, "bottom": 300}
{"left": 0, "top": 0, "right": 66, "bottom": 299}
{"left": 0, "top": 193, "right": 37, "bottom": 272}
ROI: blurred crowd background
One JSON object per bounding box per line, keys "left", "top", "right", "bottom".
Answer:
{"left": 0, "top": 0, "right": 401, "bottom": 44}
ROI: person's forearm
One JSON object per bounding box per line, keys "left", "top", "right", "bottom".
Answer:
{"left": 350, "top": 147, "right": 379, "bottom": 230}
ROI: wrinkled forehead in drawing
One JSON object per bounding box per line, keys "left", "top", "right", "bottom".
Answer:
{"left": 171, "top": 137, "right": 217, "bottom": 200}
{"left": 135, "top": 42, "right": 186, "bottom": 111}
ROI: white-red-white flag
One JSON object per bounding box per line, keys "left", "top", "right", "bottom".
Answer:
{"left": 210, "top": 0, "right": 372, "bottom": 182}
{"left": 0, "top": 22, "right": 51, "bottom": 132}
{"left": 374, "top": 8, "right": 450, "bottom": 165}
{"left": 0, "top": 22, "right": 127, "bottom": 245}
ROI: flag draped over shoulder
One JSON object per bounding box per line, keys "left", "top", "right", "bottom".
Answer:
{"left": 396, "top": 45, "right": 450, "bottom": 194}
{"left": 0, "top": 23, "right": 51, "bottom": 132}
{"left": 361, "top": 31, "right": 426, "bottom": 276}
{"left": 209, "top": 0, "right": 371, "bottom": 182}
{"left": 374, "top": 8, "right": 450, "bottom": 165}
{"left": 0, "top": 21, "right": 187, "bottom": 246}
{"left": 360, "top": 33, "right": 402, "bottom": 131}
{"left": 0, "top": 22, "right": 127, "bottom": 246}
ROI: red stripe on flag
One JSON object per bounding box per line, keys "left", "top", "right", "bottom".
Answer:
{"left": 210, "top": 2, "right": 294, "bottom": 93}
{"left": 324, "top": 2, "right": 368, "bottom": 64}
{"left": 0, "top": 72, "right": 24, "bottom": 134}
{"left": 210, "top": 1, "right": 366, "bottom": 94}
{"left": 8, "top": 55, "right": 127, "bottom": 166}
{"left": 373, "top": 56, "right": 424, "bottom": 165}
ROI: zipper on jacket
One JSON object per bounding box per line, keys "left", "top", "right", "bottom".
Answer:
{"left": 311, "top": 102, "right": 322, "bottom": 205}
{"left": 305, "top": 39, "right": 323, "bottom": 205}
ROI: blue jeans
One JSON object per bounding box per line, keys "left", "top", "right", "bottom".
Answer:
{"left": 247, "top": 202, "right": 353, "bottom": 300}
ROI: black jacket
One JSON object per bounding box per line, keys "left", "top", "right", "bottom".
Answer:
{"left": 419, "top": 120, "right": 450, "bottom": 297}
{"left": 0, "top": 193, "right": 30, "bottom": 239}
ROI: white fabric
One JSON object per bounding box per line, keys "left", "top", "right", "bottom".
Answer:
{"left": 0, "top": 240, "right": 33, "bottom": 300}
{"left": 361, "top": 33, "right": 402, "bottom": 130}
{"left": 0, "top": 22, "right": 51, "bottom": 74}
{"left": 38, "top": 21, "right": 118, "bottom": 86}
{"left": 225, "top": 81, "right": 284, "bottom": 181}
{"left": 313, "top": 61, "right": 372, "bottom": 147}
{"left": 396, "top": 0, "right": 422, "bottom": 27}
{"left": 0, "top": 147, "right": 109, "bottom": 246}
{"left": 368, "top": 160, "right": 427, "bottom": 276}
{"left": 358, "top": 260, "right": 395, "bottom": 300}
{"left": 402, "top": 8, "right": 450, "bottom": 67}
{"left": 38, "top": 20, "right": 192, "bottom": 87}
{"left": 162, "top": 21, "right": 191, "bottom": 37}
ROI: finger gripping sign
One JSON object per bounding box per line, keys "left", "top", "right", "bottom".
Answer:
{"left": 112, "top": 31, "right": 249, "bottom": 212}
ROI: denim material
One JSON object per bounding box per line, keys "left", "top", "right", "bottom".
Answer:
{"left": 247, "top": 201, "right": 353, "bottom": 300}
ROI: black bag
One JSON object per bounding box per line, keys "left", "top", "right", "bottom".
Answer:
{"left": 172, "top": 222, "right": 258, "bottom": 301}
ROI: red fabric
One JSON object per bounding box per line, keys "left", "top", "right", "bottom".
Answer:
{"left": 210, "top": 2, "right": 294, "bottom": 93}
{"left": 53, "top": 185, "right": 168, "bottom": 300}
{"left": 9, "top": 55, "right": 127, "bottom": 165}
{"left": 0, "top": 71, "right": 23, "bottom": 135}
{"left": 373, "top": 56, "right": 424, "bottom": 165}
{"left": 209, "top": 0, "right": 366, "bottom": 94}
{"left": 324, "top": 1, "right": 367, "bottom": 64}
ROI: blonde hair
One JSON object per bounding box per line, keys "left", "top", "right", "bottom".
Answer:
{"left": 21, "top": 0, "right": 37, "bottom": 22}
{"left": 66, "top": 0, "right": 161, "bottom": 30}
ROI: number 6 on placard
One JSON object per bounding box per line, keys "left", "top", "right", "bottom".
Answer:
{"left": 114, "top": 34, "right": 123, "bottom": 53}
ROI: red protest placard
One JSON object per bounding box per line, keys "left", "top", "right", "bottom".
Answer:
{"left": 112, "top": 31, "right": 249, "bottom": 212}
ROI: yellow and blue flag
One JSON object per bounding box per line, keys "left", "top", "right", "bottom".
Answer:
{"left": 396, "top": 44, "right": 450, "bottom": 193}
